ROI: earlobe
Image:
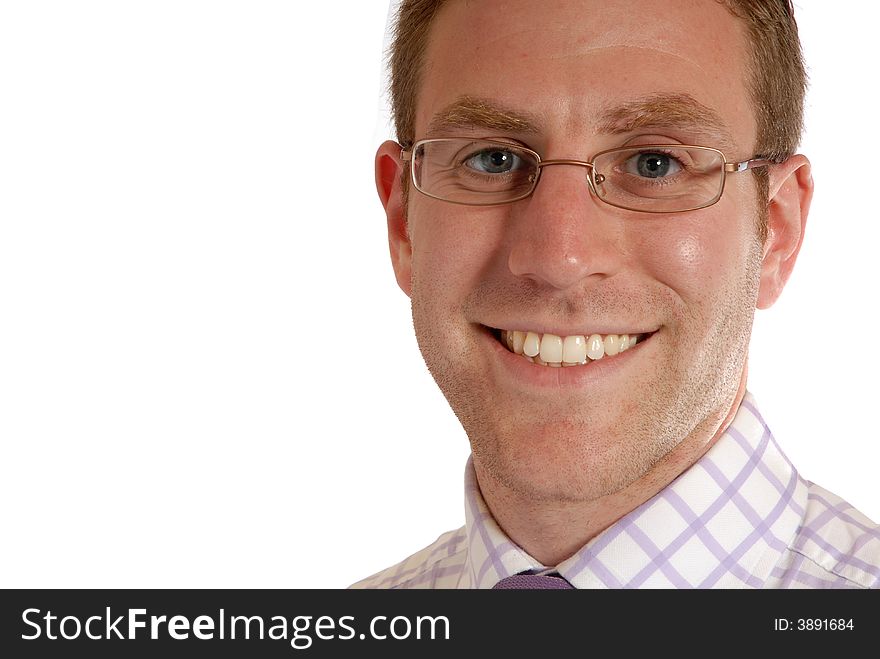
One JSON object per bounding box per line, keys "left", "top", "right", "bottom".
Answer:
{"left": 375, "top": 140, "right": 413, "bottom": 297}
{"left": 756, "top": 154, "right": 813, "bottom": 309}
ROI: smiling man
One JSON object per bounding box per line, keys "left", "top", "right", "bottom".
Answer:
{"left": 352, "top": 0, "right": 880, "bottom": 588}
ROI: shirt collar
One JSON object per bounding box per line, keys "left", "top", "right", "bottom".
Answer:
{"left": 464, "top": 391, "right": 808, "bottom": 588}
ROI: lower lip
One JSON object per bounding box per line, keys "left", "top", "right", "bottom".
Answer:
{"left": 479, "top": 326, "right": 653, "bottom": 388}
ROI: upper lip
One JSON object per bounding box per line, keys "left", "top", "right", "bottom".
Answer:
{"left": 483, "top": 323, "right": 657, "bottom": 337}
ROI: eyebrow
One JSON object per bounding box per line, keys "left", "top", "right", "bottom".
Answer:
{"left": 596, "top": 92, "right": 736, "bottom": 151}
{"left": 427, "top": 95, "right": 541, "bottom": 137}
{"left": 425, "top": 93, "right": 736, "bottom": 151}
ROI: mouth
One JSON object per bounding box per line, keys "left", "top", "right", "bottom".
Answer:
{"left": 490, "top": 327, "right": 654, "bottom": 367}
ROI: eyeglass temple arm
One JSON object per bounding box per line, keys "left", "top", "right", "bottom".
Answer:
{"left": 725, "top": 158, "right": 775, "bottom": 173}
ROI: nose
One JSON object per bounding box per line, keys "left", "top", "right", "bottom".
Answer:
{"left": 507, "top": 161, "right": 623, "bottom": 290}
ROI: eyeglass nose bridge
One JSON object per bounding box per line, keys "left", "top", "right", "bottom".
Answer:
{"left": 531, "top": 158, "right": 605, "bottom": 195}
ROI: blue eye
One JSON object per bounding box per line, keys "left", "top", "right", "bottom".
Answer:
{"left": 626, "top": 152, "right": 683, "bottom": 179}
{"left": 466, "top": 149, "right": 523, "bottom": 174}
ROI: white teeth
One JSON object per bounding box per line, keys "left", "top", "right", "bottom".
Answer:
{"left": 587, "top": 334, "right": 605, "bottom": 360}
{"left": 539, "top": 333, "right": 563, "bottom": 363}
{"left": 512, "top": 330, "right": 526, "bottom": 355}
{"left": 523, "top": 331, "right": 541, "bottom": 357}
{"left": 499, "top": 329, "right": 645, "bottom": 367}
{"left": 603, "top": 334, "right": 620, "bottom": 357}
{"left": 562, "top": 335, "right": 587, "bottom": 364}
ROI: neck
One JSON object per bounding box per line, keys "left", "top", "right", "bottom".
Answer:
{"left": 474, "top": 372, "right": 748, "bottom": 566}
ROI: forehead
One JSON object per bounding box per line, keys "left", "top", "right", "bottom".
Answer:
{"left": 416, "top": 0, "right": 755, "bottom": 151}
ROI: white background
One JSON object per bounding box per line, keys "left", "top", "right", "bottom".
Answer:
{"left": 0, "top": 2, "right": 876, "bottom": 589}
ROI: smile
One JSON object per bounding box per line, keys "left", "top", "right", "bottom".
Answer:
{"left": 495, "top": 329, "right": 650, "bottom": 367}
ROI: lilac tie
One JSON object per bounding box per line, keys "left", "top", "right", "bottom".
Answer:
{"left": 492, "top": 573, "right": 575, "bottom": 589}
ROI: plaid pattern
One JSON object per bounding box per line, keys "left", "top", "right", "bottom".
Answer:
{"left": 351, "top": 392, "right": 880, "bottom": 589}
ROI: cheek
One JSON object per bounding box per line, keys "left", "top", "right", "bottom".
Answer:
{"left": 640, "top": 229, "right": 718, "bottom": 286}
{"left": 672, "top": 234, "right": 705, "bottom": 271}
{"left": 636, "top": 209, "right": 752, "bottom": 301}
{"left": 410, "top": 206, "right": 508, "bottom": 290}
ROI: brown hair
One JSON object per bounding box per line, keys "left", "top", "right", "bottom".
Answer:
{"left": 387, "top": 0, "right": 806, "bottom": 238}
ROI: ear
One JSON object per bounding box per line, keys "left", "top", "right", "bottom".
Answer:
{"left": 756, "top": 154, "right": 813, "bottom": 309}
{"left": 376, "top": 140, "right": 412, "bottom": 297}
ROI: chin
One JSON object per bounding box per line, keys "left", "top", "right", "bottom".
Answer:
{"left": 467, "top": 413, "right": 677, "bottom": 503}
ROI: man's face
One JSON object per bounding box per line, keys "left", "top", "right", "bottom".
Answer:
{"left": 389, "top": 0, "right": 780, "bottom": 502}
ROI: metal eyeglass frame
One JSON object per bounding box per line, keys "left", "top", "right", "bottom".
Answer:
{"left": 400, "top": 138, "right": 775, "bottom": 213}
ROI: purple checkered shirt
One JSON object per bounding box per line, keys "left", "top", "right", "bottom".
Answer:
{"left": 351, "top": 392, "right": 880, "bottom": 589}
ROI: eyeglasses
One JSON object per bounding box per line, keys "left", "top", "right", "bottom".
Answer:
{"left": 400, "top": 138, "right": 775, "bottom": 213}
